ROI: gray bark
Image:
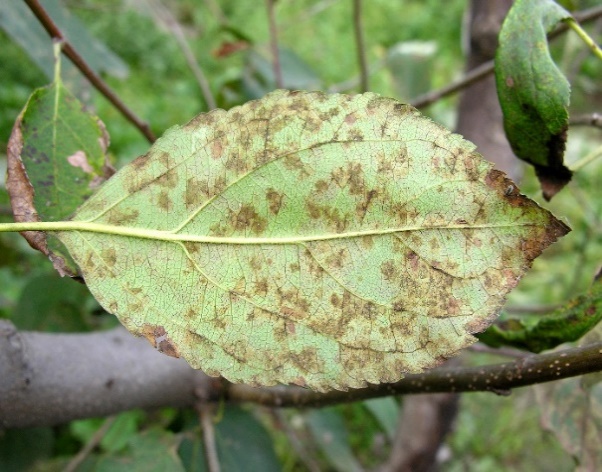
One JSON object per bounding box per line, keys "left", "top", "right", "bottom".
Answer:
{"left": 0, "top": 320, "right": 209, "bottom": 428}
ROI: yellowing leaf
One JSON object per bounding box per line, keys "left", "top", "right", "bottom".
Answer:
{"left": 53, "top": 91, "right": 568, "bottom": 391}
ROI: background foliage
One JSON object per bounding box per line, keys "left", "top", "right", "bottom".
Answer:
{"left": 0, "top": 0, "right": 601, "bottom": 470}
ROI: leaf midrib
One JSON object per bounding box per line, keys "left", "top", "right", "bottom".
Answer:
{"left": 20, "top": 220, "right": 535, "bottom": 244}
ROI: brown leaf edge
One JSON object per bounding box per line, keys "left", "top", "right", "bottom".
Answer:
{"left": 6, "top": 110, "right": 111, "bottom": 279}
{"left": 534, "top": 126, "right": 572, "bottom": 201}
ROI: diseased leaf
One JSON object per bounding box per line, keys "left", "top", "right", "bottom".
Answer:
{"left": 53, "top": 90, "right": 568, "bottom": 391}
{"left": 478, "top": 271, "right": 602, "bottom": 352}
{"left": 6, "top": 47, "right": 112, "bottom": 277}
{"left": 495, "top": 0, "right": 572, "bottom": 200}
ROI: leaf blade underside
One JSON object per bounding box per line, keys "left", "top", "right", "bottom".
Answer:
{"left": 56, "top": 90, "right": 569, "bottom": 391}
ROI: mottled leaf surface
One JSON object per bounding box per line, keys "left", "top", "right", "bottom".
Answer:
{"left": 56, "top": 90, "right": 568, "bottom": 391}
{"left": 495, "top": 0, "right": 572, "bottom": 200}
{"left": 6, "top": 51, "right": 111, "bottom": 276}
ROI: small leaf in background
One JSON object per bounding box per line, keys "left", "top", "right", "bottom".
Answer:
{"left": 0, "top": 0, "right": 128, "bottom": 80}
{"left": 535, "top": 320, "right": 602, "bottom": 470}
{"left": 0, "top": 427, "right": 54, "bottom": 471}
{"left": 86, "top": 429, "right": 185, "bottom": 472}
{"left": 217, "top": 47, "right": 322, "bottom": 108}
{"left": 6, "top": 43, "right": 112, "bottom": 277}
{"left": 12, "top": 273, "right": 97, "bottom": 332}
{"left": 478, "top": 270, "right": 602, "bottom": 352}
{"left": 495, "top": 0, "right": 572, "bottom": 200}
{"left": 535, "top": 375, "right": 602, "bottom": 470}
{"left": 363, "top": 397, "right": 399, "bottom": 441}
{"left": 178, "top": 406, "right": 281, "bottom": 472}
{"left": 306, "top": 408, "right": 364, "bottom": 472}
{"left": 54, "top": 90, "right": 569, "bottom": 391}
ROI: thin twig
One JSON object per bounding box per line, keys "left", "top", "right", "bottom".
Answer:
{"left": 226, "top": 341, "right": 602, "bottom": 407}
{"left": 198, "top": 403, "right": 221, "bottom": 472}
{"left": 410, "top": 60, "right": 493, "bottom": 108}
{"left": 150, "top": 0, "right": 216, "bottom": 110}
{"left": 24, "top": 0, "right": 156, "bottom": 143}
{"left": 327, "top": 58, "right": 386, "bottom": 93}
{"left": 571, "top": 143, "right": 602, "bottom": 172}
{"left": 266, "top": 0, "right": 283, "bottom": 89}
{"left": 564, "top": 17, "right": 602, "bottom": 60}
{"left": 570, "top": 112, "right": 602, "bottom": 129}
{"left": 353, "top": 0, "right": 369, "bottom": 92}
{"left": 410, "top": 5, "right": 602, "bottom": 109}
{"left": 64, "top": 415, "right": 117, "bottom": 472}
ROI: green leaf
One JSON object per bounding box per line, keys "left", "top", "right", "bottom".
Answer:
{"left": 535, "top": 377, "right": 602, "bottom": 470}
{"left": 478, "top": 272, "right": 602, "bottom": 352}
{"left": 306, "top": 408, "right": 364, "bottom": 472}
{"left": 12, "top": 273, "right": 96, "bottom": 332}
{"left": 47, "top": 90, "right": 568, "bottom": 391}
{"left": 214, "top": 406, "right": 281, "bottom": 472}
{"left": 0, "top": 0, "right": 128, "bottom": 80}
{"left": 495, "top": 0, "right": 572, "bottom": 200}
{"left": 6, "top": 46, "right": 112, "bottom": 276}
{"left": 0, "top": 427, "right": 54, "bottom": 471}
{"left": 92, "top": 429, "right": 185, "bottom": 472}
{"left": 363, "top": 397, "right": 399, "bottom": 441}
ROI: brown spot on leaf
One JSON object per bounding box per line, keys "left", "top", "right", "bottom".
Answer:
{"left": 66, "top": 151, "right": 94, "bottom": 173}
{"left": 381, "top": 260, "right": 397, "bottom": 281}
{"left": 158, "top": 151, "right": 170, "bottom": 168}
{"left": 225, "top": 153, "right": 249, "bottom": 173}
{"left": 107, "top": 208, "right": 140, "bottom": 225}
{"left": 254, "top": 278, "right": 268, "bottom": 297}
{"left": 101, "top": 248, "right": 117, "bottom": 267}
{"left": 325, "top": 248, "right": 349, "bottom": 269}
{"left": 356, "top": 189, "right": 377, "bottom": 218}
{"left": 331, "top": 162, "right": 365, "bottom": 195}
{"left": 266, "top": 188, "right": 284, "bottom": 215}
{"left": 283, "top": 154, "right": 308, "bottom": 178}
{"left": 158, "top": 338, "right": 180, "bottom": 358}
{"left": 211, "top": 140, "right": 223, "bottom": 159}
{"left": 158, "top": 190, "right": 172, "bottom": 211}
{"left": 249, "top": 256, "right": 263, "bottom": 270}
{"left": 314, "top": 179, "right": 329, "bottom": 193}
{"left": 230, "top": 204, "right": 267, "bottom": 234}
{"left": 156, "top": 171, "right": 178, "bottom": 189}
{"left": 286, "top": 321, "right": 296, "bottom": 334}
{"left": 406, "top": 251, "right": 419, "bottom": 271}
{"left": 131, "top": 152, "right": 151, "bottom": 170}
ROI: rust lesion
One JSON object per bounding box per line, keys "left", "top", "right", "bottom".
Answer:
{"left": 228, "top": 204, "right": 268, "bottom": 235}
{"left": 139, "top": 323, "right": 180, "bottom": 359}
{"left": 266, "top": 188, "right": 284, "bottom": 215}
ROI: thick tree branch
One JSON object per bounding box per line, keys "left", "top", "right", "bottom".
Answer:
{"left": 2, "top": 320, "right": 601, "bottom": 428}
{"left": 24, "top": 0, "right": 157, "bottom": 143}
{"left": 0, "top": 321, "right": 209, "bottom": 429}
